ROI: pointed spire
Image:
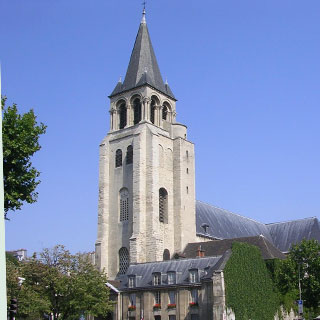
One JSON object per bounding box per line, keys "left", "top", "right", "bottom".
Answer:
{"left": 109, "top": 10, "right": 176, "bottom": 100}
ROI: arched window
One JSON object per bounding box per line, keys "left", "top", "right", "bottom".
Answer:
{"left": 163, "top": 249, "right": 170, "bottom": 261}
{"left": 133, "top": 98, "right": 142, "bottom": 125}
{"left": 162, "top": 106, "right": 168, "bottom": 120}
{"left": 119, "top": 247, "right": 129, "bottom": 274}
{"left": 159, "top": 188, "right": 168, "bottom": 223}
{"left": 119, "top": 103, "right": 127, "bottom": 129}
{"left": 119, "top": 188, "right": 129, "bottom": 221}
{"left": 115, "top": 149, "right": 122, "bottom": 167}
{"left": 150, "top": 99, "right": 156, "bottom": 124}
{"left": 126, "top": 145, "right": 133, "bottom": 164}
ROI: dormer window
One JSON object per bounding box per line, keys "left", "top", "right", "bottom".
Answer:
{"left": 153, "top": 272, "right": 161, "bottom": 286}
{"left": 189, "top": 269, "right": 199, "bottom": 283}
{"left": 201, "top": 223, "right": 210, "bottom": 234}
{"left": 167, "top": 271, "right": 176, "bottom": 285}
{"left": 128, "top": 275, "right": 136, "bottom": 288}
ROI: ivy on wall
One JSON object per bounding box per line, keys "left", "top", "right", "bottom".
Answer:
{"left": 224, "top": 242, "right": 279, "bottom": 320}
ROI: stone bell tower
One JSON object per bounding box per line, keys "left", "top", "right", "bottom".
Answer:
{"left": 95, "top": 9, "right": 196, "bottom": 279}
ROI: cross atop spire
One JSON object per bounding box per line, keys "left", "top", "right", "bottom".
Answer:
{"left": 141, "top": 3, "right": 146, "bottom": 24}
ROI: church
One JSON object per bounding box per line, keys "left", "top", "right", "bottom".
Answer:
{"left": 95, "top": 9, "right": 320, "bottom": 320}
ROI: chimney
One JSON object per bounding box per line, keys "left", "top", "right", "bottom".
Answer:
{"left": 197, "top": 245, "right": 205, "bottom": 258}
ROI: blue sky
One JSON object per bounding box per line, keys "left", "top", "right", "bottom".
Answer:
{"left": 1, "top": 0, "right": 319, "bottom": 254}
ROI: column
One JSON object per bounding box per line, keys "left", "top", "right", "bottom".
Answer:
{"left": 109, "top": 110, "right": 113, "bottom": 131}
{"left": 143, "top": 98, "right": 150, "bottom": 121}
{"left": 126, "top": 103, "right": 131, "bottom": 127}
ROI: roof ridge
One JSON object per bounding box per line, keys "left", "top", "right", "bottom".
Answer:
{"left": 266, "top": 217, "right": 318, "bottom": 226}
{"left": 196, "top": 199, "right": 266, "bottom": 226}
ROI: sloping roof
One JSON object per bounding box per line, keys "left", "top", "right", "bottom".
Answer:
{"left": 196, "top": 200, "right": 320, "bottom": 253}
{"left": 116, "top": 256, "right": 224, "bottom": 290}
{"left": 110, "top": 11, "right": 175, "bottom": 100}
{"left": 183, "top": 235, "right": 286, "bottom": 260}
{"left": 266, "top": 217, "right": 320, "bottom": 252}
{"left": 196, "top": 200, "right": 272, "bottom": 242}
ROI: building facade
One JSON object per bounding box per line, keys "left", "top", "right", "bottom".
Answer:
{"left": 95, "top": 8, "right": 320, "bottom": 320}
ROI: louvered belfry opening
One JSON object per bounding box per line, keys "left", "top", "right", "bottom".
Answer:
{"left": 119, "top": 247, "right": 129, "bottom": 274}
{"left": 162, "top": 105, "right": 168, "bottom": 120}
{"left": 119, "top": 103, "right": 127, "bottom": 129}
{"left": 133, "top": 98, "right": 142, "bottom": 124}
{"left": 159, "top": 188, "right": 168, "bottom": 223}
{"left": 150, "top": 99, "right": 156, "bottom": 124}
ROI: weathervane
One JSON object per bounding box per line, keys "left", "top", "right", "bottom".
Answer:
{"left": 142, "top": 1, "right": 146, "bottom": 10}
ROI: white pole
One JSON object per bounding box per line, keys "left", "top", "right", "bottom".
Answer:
{"left": 0, "top": 66, "right": 8, "bottom": 318}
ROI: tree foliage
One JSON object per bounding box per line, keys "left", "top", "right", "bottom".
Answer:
{"left": 224, "top": 242, "right": 279, "bottom": 320}
{"left": 2, "top": 96, "right": 47, "bottom": 219}
{"left": 6, "top": 245, "right": 113, "bottom": 319}
{"left": 273, "top": 239, "right": 320, "bottom": 316}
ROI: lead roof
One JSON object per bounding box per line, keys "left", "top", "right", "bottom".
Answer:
{"left": 196, "top": 200, "right": 320, "bottom": 252}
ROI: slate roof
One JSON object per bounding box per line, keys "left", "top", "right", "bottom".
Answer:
{"left": 116, "top": 256, "right": 224, "bottom": 291}
{"left": 196, "top": 200, "right": 272, "bottom": 242}
{"left": 110, "top": 11, "right": 175, "bottom": 100}
{"left": 266, "top": 217, "right": 320, "bottom": 252}
{"left": 196, "top": 200, "right": 320, "bottom": 253}
{"left": 183, "top": 235, "right": 286, "bottom": 260}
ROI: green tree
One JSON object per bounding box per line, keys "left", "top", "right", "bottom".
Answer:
{"left": 1, "top": 96, "right": 47, "bottom": 219}
{"left": 6, "top": 254, "right": 51, "bottom": 319}
{"left": 6, "top": 245, "right": 113, "bottom": 319}
{"left": 274, "top": 239, "right": 320, "bottom": 316}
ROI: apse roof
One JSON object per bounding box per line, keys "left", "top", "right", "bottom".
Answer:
{"left": 109, "top": 10, "right": 175, "bottom": 100}
{"left": 266, "top": 217, "right": 320, "bottom": 252}
{"left": 196, "top": 200, "right": 320, "bottom": 253}
{"left": 196, "top": 200, "right": 273, "bottom": 242}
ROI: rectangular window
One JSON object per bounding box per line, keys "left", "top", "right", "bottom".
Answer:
{"left": 128, "top": 276, "right": 136, "bottom": 288}
{"left": 189, "top": 269, "right": 199, "bottom": 283}
{"left": 167, "top": 272, "right": 176, "bottom": 285}
{"left": 153, "top": 273, "right": 161, "bottom": 286}
{"left": 129, "top": 293, "right": 136, "bottom": 306}
{"left": 169, "top": 316, "right": 176, "bottom": 320}
{"left": 154, "top": 291, "right": 161, "bottom": 305}
{"left": 168, "top": 291, "right": 176, "bottom": 304}
{"left": 191, "top": 315, "right": 199, "bottom": 320}
{"left": 191, "top": 289, "right": 198, "bottom": 303}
